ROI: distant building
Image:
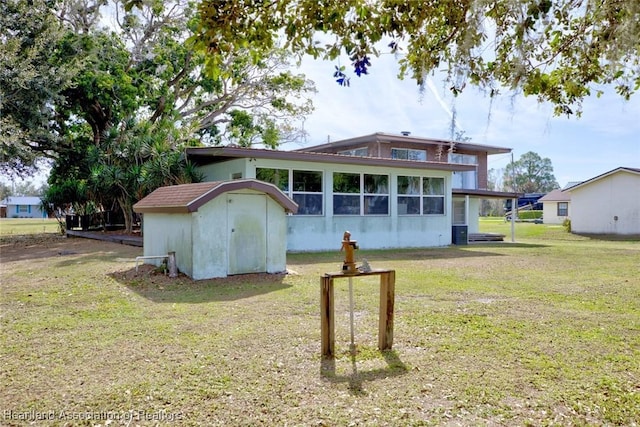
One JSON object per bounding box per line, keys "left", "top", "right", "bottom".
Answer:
{"left": 0, "top": 196, "right": 46, "bottom": 218}
{"left": 565, "top": 167, "right": 640, "bottom": 235}
{"left": 538, "top": 189, "right": 571, "bottom": 224}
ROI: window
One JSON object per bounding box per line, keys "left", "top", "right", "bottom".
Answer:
{"left": 333, "top": 172, "right": 389, "bottom": 215}
{"left": 333, "top": 172, "right": 360, "bottom": 215}
{"left": 557, "top": 202, "right": 568, "bottom": 217}
{"left": 18, "top": 205, "right": 29, "bottom": 213}
{"left": 423, "top": 177, "right": 445, "bottom": 214}
{"left": 391, "top": 148, "right": 426, "bottom": 161}
{"left": 452, "top": 200, "right": 466, "bottom": 224}
{"left": 292, "top": 170, "right": 323, "bottom": 215}
{"left": 256, "top": 168, "right": 323, "bottom": 215}
{"left": 231, "top": 172, "right": 243, "bottom": 179}
{"left": 449, "top": 153, "right": 477, "bottom": 189}
{"left": 256, "top": 168, "right": 288, "bottom": 191}
{"left": 339, "top": 147, "right": 368, "bottom": 157}
{"left": 397, "top": 176, "right": 445, "bottom": 215}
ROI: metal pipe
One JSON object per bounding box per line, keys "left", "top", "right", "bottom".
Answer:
{"left": 135, "top": 255, "right": 169, "bottom": 273}
{"left": 349, "top": 276, "right": 355, "bottom": 354}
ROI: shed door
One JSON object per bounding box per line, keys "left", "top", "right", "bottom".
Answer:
{"left": 227, "top": 193, "right": 267, "bottom": 275}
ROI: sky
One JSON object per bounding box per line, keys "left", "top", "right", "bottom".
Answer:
{"left": 5, "top": 42, "right": 640, "bottom": 191}
{"left": 284, "top": 52, "right": 640, "bottom": 188}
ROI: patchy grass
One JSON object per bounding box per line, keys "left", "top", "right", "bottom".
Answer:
{"left": 1, "top": 229, "right": 639, "bottom": 426}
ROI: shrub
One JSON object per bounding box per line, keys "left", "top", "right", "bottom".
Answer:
{"left": 518, "top": 210, "right": 543, "bottom": 220}
{"left": 563, "top": 218, "right": 572, "bottom": 232}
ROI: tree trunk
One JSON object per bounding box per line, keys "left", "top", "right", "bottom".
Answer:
{"left": 118, "top": 197, "right": 134, "bottom": 234}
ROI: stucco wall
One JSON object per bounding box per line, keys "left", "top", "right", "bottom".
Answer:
{"left": 198, "top": 159, "right": 248, "bottom": 181}
{"left": 191, "top": 195, "right": 228, "bottom": 280}
{"left": 570, "top": 171, "right": 640, "bottom": 235}
{"left": 265, "top": 196, "right": 288, "bottom": 272}
{"left": 199, "top": 157, "right": 473, "bottom": 250}
{"left": 142, "top": 213, "right": 194, "bottom": 276}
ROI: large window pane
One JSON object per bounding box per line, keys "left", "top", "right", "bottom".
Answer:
{"left": 423, "top": 178, "right": 444, "bottom": 195}
{"left": 392, "top": 148, "right": 426, "bottom": 161}
{"left": 423, "top": 197, "right": 444, "bottom": 215}
{"left": 364, "top": 195, "right": 389, "bottom": 215}
{"left": 398, "top": 197, "right": 420, "bottom": 215}
{"left": 334, "top": 195, "right": 360, "bottom": 215}
{"left": 293, "top": 170, "right": 322, "bottom": 192}
{"left": 293, "top": 194, "right": 323, "bottom": 215}
{"left": 398, "top": 176, "right": 420, "bottom": 195}
{"left": 256, "top": 168, "right": 288, "bottom": 191}
{"left": 364, "top": 174, "right": 388, "bottom": 194}
{"left": 333, "top": 173, "right": 360, "bottom": 193}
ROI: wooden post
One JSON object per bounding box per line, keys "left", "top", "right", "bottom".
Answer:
{"left": 168, "top": 251, "right": 177, "bottom": 278}
{"left": 320, "top": 275, "right": 335, "bottom": 358}
{"left": 378, "top": 270, "right": 395, "bottom": 350}
{"left": 321, "top": 270, "right": 395, "bottom": 358}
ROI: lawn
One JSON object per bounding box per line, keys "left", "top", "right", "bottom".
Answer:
{"left": 0, "top": 218, "right": 61, "bottom": 236}
{"left": 1, "top": 221, "right": 639, "bottom": 426}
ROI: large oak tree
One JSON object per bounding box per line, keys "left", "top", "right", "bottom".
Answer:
{"left": 192, "top": 0, "right": 639, "bottom": 116}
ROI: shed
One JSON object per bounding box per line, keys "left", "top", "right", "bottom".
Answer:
{"left": 133, "top": 179, "right": 298, "bottom": 279}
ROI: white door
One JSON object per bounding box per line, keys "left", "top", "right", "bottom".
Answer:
{"left": 227, "top": 193, "right": 267, "bottom": 275}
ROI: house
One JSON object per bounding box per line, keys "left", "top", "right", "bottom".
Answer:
{"left": 538, "top": 189, "right": 571, "bottom": 224}
{"left": 564, "top": 167, "right": 640, "bottom": 235}
{"left": 185, "top": 132, "right": 519, "bottom": 251}
{"left": 133, "top": 179, "right": 297, "bottom": 279}
{"left": 0, "top": 196, "right": 46, "bottom": 218}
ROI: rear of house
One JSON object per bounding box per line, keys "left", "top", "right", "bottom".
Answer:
{"left": 186, "top": 132, "right": 520, "bottom": 250}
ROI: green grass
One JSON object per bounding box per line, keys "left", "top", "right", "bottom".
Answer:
{"left": 1, "top": 224, "right": 639, "bottom": 426}
{"left": 0, "top": 218, "right": 60, "bottom": 235}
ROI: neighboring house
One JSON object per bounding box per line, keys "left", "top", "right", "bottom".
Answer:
{"left": 0, "top": 196, "right": 46, "bottom": 218}
{"left": 565, "top": 167, "right": 640, "bottom": 235}
{"left": 185, "top": 132, "right": 519, "bottom": 251}
{"left": 538, "top": 189, "right": 571, "bottom": 224}
{"left": 133, "top": 180, "right": 297, "bottom": 279}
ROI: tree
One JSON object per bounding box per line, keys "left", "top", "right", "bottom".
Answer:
{"left": 0, "top": 0, "right": 74, "bottom": 177}
{"left": 7, "top": 0, "right": 317, "bottom": 231}
{"left": 503, "top": 151, "right": 559, "bottom": 193}
{"left": 2, "top": 0, "right": 316, "bottom": 178}
{"left": 192, "top": 0, "right": 640, "bottom": 116}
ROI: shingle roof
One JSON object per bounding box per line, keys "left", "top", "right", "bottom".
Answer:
{"left": 538, "top": 189, "right": 571, "bottom": 202}
{"left": 133, "top": 179, "right": 298, "bottom": 214}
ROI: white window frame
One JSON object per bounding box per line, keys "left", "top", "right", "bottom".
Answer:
{"left": 397, "top": 176, "right": 446, "bottom": 216}
{"left": 333, "top": 172, "right": 389, "bottom": 216}
{"left": 256, "top": 167, "right": 323, "bottom": 215}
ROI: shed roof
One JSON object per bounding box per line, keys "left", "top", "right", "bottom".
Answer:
{"left": 133, "top": 179, "right": 298, "bottom": 214}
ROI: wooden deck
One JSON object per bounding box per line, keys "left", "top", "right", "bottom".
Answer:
{"left": 468, "top": 233, "right": 505, "bottom": 243}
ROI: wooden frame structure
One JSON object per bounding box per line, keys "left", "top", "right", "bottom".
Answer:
{"left": 320, "top": 269, "right": 395, "bottom": 358}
